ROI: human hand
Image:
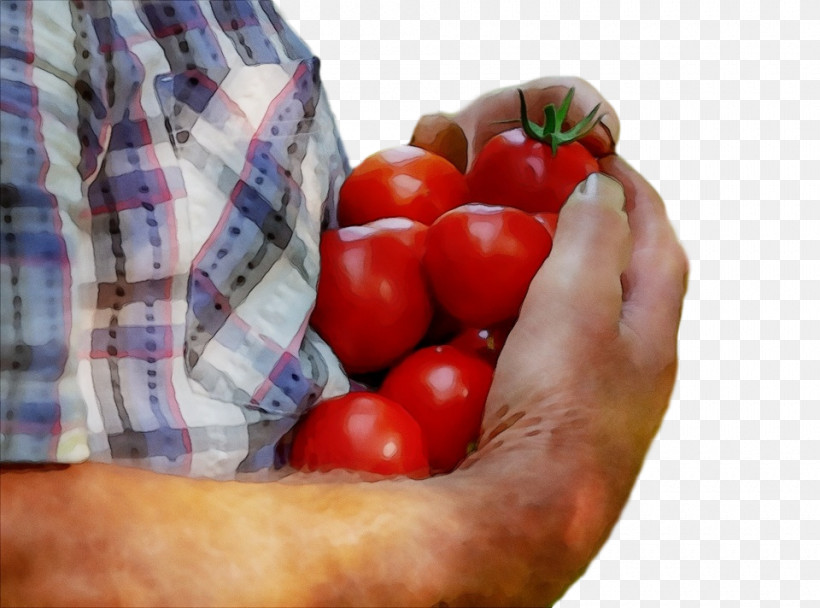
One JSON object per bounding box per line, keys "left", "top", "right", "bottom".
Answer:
{"left": 403, "top": 77, "right": 688, "bottom": 602}
{"left": 408, "top": 78, "right": 682, "bottom": 477}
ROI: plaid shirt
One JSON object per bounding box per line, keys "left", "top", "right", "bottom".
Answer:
{"left": 0, "top": 0, "right": 350, "bottom": 479}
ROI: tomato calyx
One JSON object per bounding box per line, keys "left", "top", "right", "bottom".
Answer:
{"left": 518, "top": 87, "right": 603, "bottom": 156}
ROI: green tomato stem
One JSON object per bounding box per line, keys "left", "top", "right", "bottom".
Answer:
{"left": 518, "top": 87, "right": 603, "bottom": 156}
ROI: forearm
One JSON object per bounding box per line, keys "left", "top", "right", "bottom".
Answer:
{"left": 0, "top": 463, "right": 447, "bottom": 607}
{"left": 1, "top": 461, "right": 585, "bottom": 607}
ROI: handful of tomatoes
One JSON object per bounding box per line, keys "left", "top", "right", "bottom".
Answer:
{"left": 290, "top": 88, "right": 603, "bottom": 477}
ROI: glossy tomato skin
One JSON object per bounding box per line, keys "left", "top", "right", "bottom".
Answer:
{"left": 338, "top": 145, "right": 469, "bottom": 226}
{"left": 311, "top": 224, "right": 433, "bottom": 374}
{"left": 419, "top": 305, "right": 462, "bottom": 347}
{"left": 363, "top": 217, "right": 428, "bottom": 259}
{"left": 448, "top": 320, "right": 514, "bottom": 366}
{"left": 533, "top": 211, "right": 559, "bottom": 240}
{"left": 290, "top": 393, "right": 430, "bottom": 478}
{"left": 379, "top": 345, "right": 494, "bottom": 474}
{"left": 423, "top": 204, "right": 552, "bottom": 328}
{"left": 466, "top": 129, "right": 599, "bottom": 213}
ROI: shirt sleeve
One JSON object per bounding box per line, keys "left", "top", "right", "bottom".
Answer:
{"left": 0, "top": 0, "right": 350, "bottom": 480}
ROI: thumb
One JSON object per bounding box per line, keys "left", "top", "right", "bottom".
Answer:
{"left": 521, "top": 173, "right": 630, "bottom": 340}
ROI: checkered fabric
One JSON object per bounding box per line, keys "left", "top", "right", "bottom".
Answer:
{"left": 280, "top": 0, "right": 818, "bottom": 605}
{"left": 0, "top": 0, "right": 349, "bottom": 480}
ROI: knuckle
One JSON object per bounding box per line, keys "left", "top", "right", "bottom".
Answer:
{"left": 643, "top": 230, "right": 688, "bottom": 285}
{"left": 667, "top": 239, "right": 690, "bottom": 287}
{"left": 639, "top": 340, "right": 680, "bottom": 382}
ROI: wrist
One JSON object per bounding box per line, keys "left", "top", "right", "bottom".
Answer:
{"left": 452, "top": 389, "right": 659, "bottom": 598}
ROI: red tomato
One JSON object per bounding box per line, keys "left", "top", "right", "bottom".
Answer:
{"left": 467, "top": 129, "right": 597, "bottom": 213}
{"left": 380, "top": 345, "right": 494, "bottom": 474}
{"left": 448, "top": 320, "right": 514, "bottom": 366}
{"left": 466, "top": 88, "right": 600, "bottom": 213}
{"left": 423, "top": 204, "right": 552, "bottom": 328}
{"left": 533, "top": 211, "right": 559, "bottom": 240}
{"left": 363, "top": 217, "right": 428, "bottom": 259}
{"left": 311, "top": 224, "right": 433, "bottom": 374}
{"left": 290, "top": 393, "right": 429, "bottom": 478}
{"left": 419, "top": 307, "right": 460, "bottom": 347}
{"left": 338, "top": 145, "right": 469, "bottom": 226}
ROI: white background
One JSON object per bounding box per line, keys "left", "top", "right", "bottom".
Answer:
{"left": 279, "top": 1, "right": 818, "bottom": 604}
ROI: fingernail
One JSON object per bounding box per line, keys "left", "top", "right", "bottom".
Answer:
{"left": 599, "top": 113, "right": 620, "bottom": 148}
{"left": 570, "top": 173, "right": 625, "bottom": 211}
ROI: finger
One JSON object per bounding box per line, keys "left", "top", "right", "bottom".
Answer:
{"left": 454, "top": 77, "right": 620, "bottom": 167}
{"left": 598, "top": 155, "right": 688, "bottom": 363}
{"left": 520, "top": 172, "right": 630, "bottom": 340}
{"left": 408, "top": 112, "right": 469, "bottom": 173}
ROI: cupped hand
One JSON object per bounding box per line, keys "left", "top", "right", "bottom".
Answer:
{"left": 406, "top": 77, "right": 687, "bottom": 603}
{"left": 408, "top": 76, "right": 684, "bottom": 479}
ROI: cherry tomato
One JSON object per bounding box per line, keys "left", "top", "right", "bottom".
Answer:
{"left": 532, "top": 211, "right": 559, "bottom": 240}
{"left": 290, "top": 393, "right": 429, "bottom": 478}
{"left": 363, "top": 217, "right": 428, "bottom": 259}
{"left": 466, "top": 88, "right": 600, "bottom": 213}
{"left": 423, "top": 204, "right": 552, "bottom": 328}
{"left": 379, "top": 345, "right": 494, "bottom": 473}
{"left": 467, "top": 129, "right": 597, "bottom": 213}
{"left": 448, "top": 320, "right": 514, "bottom": 366}
{"left": 311, "top": 223, "right": 433, "bottom": 374}
{"left": 338, "top": 145, "right": 469, "bottom": 226}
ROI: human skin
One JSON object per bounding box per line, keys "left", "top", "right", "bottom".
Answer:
{"left": 0, "top": 79, "right": 687, "bottom": 607}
